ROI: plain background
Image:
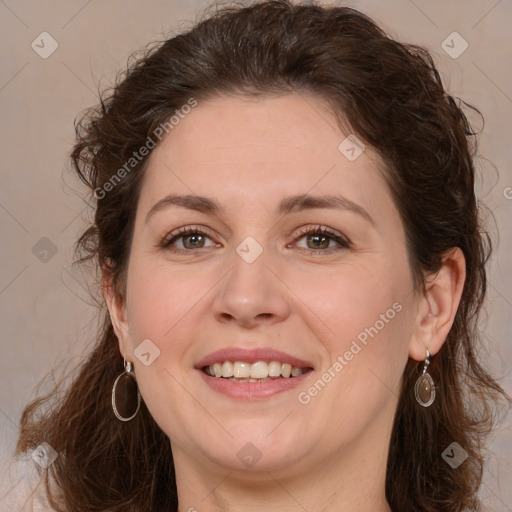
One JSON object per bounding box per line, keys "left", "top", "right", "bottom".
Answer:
{"left": 1, "top": 0, "right": 511, "bottom": 509}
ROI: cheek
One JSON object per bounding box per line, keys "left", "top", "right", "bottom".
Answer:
{"left": 123, "top": 263, "right": 203, "bottom": 436}
{"left": 293, "top": 259, "right": 413, "bottom": 414}
{"left": 291, "top": 261, "right": 406, "bottom": 350}
{"left": 126, "top": 252, "right": 411, "bottom": 365}
{"left": 125, "top": 261, "right": 208, "bottom": 343}
{"left": 289, "top": 262, "right": 412, "bottom": 440}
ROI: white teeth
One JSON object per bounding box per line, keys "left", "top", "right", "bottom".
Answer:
{"left": 205, "top": 360, "right": 307, "bottom": 380}
{"left": 233, "top": 362, "right": 251, "bottom": 378}
{"left": 291, "top": 366, "right": 303, "bottom": 377}
{"left": 228, "top": 377, "right": 271, "bottom": 383}
{"left": 250, "top": 361, "right": 268, "bottom": 379}
{"left": 212, "top": 362, "right": 223, "bottom": 377}
{"left": 222, "top": 361, "right": 234, "bottom": 378}
{"left": 268, "top": 361, "right": 282, "bottom": 377}
{"left": 281, "top": 363, "right": 292, "bottom": 378}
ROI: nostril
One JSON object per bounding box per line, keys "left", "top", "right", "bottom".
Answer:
{"left": 256, "top": 313, "right": 273, "bottom": 320}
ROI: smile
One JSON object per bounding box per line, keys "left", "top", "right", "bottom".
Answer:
{"left": 203, "top": 360, "right": 313, "bottom": 381}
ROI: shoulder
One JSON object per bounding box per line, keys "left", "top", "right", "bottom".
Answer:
{"left": 0, "top": 455, "right": 56, "bottom": 512}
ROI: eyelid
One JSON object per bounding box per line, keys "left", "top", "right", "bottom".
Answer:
{"left": 293, "top": 224, "right": 345, "bottom": 239}
{"left": 160, "top": 225, "right": 218, "bottom": 248}
{"left": 291, "top": 224, "right": 351, "bottom": 247}
{"left": 159, "top": 224, "right": 351, "bottom": 253}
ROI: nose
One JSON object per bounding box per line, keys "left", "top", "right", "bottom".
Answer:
{"left": 212, "top": 246, "right": 291, "bottom": 329}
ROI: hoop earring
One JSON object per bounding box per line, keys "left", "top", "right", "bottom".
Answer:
{"left": 112, "top": 358, "right": 141, "bottom": 421}
{"left": 414, "top": 349, "right": 435, "bottom": 407}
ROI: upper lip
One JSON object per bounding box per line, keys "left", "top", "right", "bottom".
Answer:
{"left": 195, "top": 348, "right": 314, "bottom": 370}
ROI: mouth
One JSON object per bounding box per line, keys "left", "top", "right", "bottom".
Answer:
{"left": 201, "top": 360, "right": 314, "bottom": 382}
{"left": 194, "top": 348, "right": 315, "bottom": 398}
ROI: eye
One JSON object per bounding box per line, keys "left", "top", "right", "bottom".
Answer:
{"left": 158, "top": 225, "right": 350, "bottom": 255}
{"left": 291, "top": 225, "right": 351, "bottom": 253}
{"left": 160, "top": 226, "right": 219, "bottom": 252}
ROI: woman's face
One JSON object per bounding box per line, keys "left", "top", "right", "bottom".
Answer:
{"left": 114, "top": 93, "right": 421, "bottom": 478}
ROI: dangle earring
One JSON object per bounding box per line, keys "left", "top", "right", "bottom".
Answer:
{"left": 414, "top": 349, "right": 435, "bottom": 407}
{"left": 112, "top": 358, "right": 141, "bottom": 421}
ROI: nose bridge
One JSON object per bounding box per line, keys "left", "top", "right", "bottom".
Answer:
{"left": 212, "top": 235, "right": 290, "bottom": 326}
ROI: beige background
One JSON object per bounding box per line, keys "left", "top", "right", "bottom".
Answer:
{"left": 1, "top": 0, "right": 511, "bottom": 509}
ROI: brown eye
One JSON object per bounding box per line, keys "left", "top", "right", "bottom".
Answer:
{"left": 160, "top": 226, "right": 218, "bottom": 252}
{"left": 182, "top": 233, "right": 206, "bottom": 249}
{"left": 293, "top": 226, "right": 351, "bottom": 254}
{"left": 306, "top": 234, "right": 331, "bottom": 249}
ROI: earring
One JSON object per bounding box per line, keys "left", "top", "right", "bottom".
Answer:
{"left": 112, "top": 358, "right": 141, "bottom": 421}
{"left": 414, "top": 349, "right": 435, "bottom": 407}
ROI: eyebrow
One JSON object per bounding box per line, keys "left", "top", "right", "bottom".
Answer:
{"left": 278, "top": 193, "right": 375, "bottom": 225}
{"left": 145, "top": 193, "right": 375, "bottom": 226}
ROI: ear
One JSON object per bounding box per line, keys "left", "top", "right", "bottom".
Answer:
{"left": 408, "top": 247, "right": 466, "bottom": 361}
{"left": 102, "top": 264, "right": 132, "bottom": 360}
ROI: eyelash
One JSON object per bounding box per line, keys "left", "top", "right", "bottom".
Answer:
{"left": 159, "top": 225, "right": 351, "bottom": 255}
{"left": 291, "top": 225, "right": 351, "bottom": 254}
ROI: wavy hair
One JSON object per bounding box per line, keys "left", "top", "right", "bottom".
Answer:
{"left": 16, "top": 1, "right": 509, "bottom": 511}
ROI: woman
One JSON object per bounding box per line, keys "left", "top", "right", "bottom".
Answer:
{"left": 12, "top": 0, "right": 509, "bottom": 510}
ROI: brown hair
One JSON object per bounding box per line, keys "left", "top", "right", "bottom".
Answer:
{"left": 16, "top": 1, "right": 509, "bottom": 511}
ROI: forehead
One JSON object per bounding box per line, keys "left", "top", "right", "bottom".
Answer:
{"left": 139, "top": 93, "right": 391, "bottom": 218}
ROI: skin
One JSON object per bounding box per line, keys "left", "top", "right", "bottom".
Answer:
{"left": 104, "top": 92, "right": 465, "bottom": 512}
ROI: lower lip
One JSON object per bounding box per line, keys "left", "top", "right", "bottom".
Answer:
{"left": 197, "top": 369, "right": 313, "bottom": 399}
